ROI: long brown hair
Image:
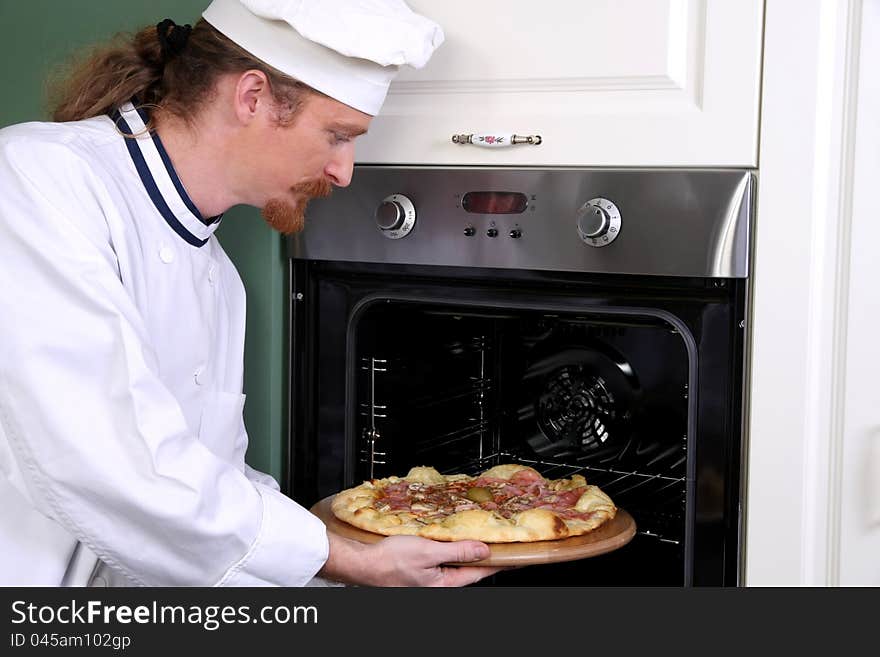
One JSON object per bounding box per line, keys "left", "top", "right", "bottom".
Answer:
{"left": 49, "top": 19, "right": 315, "bottom": 127}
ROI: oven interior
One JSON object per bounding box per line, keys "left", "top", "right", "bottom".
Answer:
{"left": 352, "top": 300, "right": 690, "bottom": 585}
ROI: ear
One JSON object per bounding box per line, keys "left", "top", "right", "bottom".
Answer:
{"left": 232, "top": 70, "right": 270, "bottom": 125}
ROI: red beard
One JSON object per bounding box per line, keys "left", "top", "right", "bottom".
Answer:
{"left": 261, "top": 178, "right": 333, "bottom": 235}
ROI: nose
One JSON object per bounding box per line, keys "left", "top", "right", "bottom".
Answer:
{"left": 324, "top": 143, "right": 355, "bottom": 188}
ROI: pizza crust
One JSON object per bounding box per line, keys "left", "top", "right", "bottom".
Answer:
{"left": 330, "top": 465, "right": 618, "bottom": 543}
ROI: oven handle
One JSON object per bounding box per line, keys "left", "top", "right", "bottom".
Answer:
{"left": 451, "top": 132, "right": 542, "bottom": 147}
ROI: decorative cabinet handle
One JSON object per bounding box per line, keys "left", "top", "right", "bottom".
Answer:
{"left": 452, "top": 133, "right": 542, "bottom": 147}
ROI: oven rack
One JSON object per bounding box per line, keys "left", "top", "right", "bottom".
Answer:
{"left": 412, "top": 421, "right": 491, "bottom": 451}
{"left": 357, "top": 379, "right": 493, "bottom": 414}
{"left": 458, "top": 452, "right": 686, "bottom": 545}
{"left": 358, "top": 335, "right": 491, "bottom": 381}
{"left": 357, "top": 420, "right": 492, "bottom": 469}
{"left": 357, "top": 387, "right": 494, "bottom": 459}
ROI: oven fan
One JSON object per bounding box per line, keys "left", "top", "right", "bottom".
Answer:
{"left": 521, "top": 344, "right": 642, "bottom": 458}
{"left": 538, "top": 365, "right": 615, "bottom": 450}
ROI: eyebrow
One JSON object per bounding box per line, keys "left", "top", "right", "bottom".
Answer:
{"left": 328, "top": 122, "right": 368, "bottom": 137}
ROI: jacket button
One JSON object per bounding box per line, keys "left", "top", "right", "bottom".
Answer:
{"left": 194, "top": 367, "right": 205, "bottom": 385}
{"left": 159, "top": 246, "right": 174, "bottom": 264}
{"left": 208, "top": 264, "right": 216, "bottom": 285}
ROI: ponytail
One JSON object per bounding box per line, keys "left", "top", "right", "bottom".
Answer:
{"left": 50, "top": 25, "right": 164, "bottom": 123}
{"left": 49, "top": 19, "right": 315, "bottom": 127}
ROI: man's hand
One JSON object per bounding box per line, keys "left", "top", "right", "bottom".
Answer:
{"left": 318, "top": 533, "right": 505, "bottom": 587}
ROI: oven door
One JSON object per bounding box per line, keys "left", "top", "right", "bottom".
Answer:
{"left": 289, "top": 262, "right": 746, "bottom": 586}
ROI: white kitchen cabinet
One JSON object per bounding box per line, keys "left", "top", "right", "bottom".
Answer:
{"left": 356, "top": 0, "right": 764, "bottom": 167}
{"left": 840, "top": 61, "right": 880, "bottom": 584}
{"left": 746, "top": 0, "right": 879, "bottom": 586}
{"left": 819, "top": 0, "right": 880, "bottom": 586}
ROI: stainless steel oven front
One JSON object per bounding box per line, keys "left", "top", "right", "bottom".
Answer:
{"left": 287, "top": 166, "right": 753, "bottom": 586}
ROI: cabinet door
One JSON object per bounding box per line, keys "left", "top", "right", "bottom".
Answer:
{"left": 356, "top": 0, "right": 764, "bottom": 167}
{"left": 840, "top": 0, "right": 880, "bottom": 585}
{"left": 841, "top": 163, "right": 880, "bottom": 585}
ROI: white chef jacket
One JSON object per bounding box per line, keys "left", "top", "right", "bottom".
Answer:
{"left": 0, "top": 102, "right": 329, "bottom": 586}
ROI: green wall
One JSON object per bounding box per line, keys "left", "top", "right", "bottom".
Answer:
{"left": 0, "top": 0, "right": 288, "bottom": 483}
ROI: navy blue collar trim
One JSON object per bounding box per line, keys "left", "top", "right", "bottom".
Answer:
{"left": 132, "top": 106, "right": 222, "bottom": 226}
{"left": 111, "top": 108, "right": 219, "bottom": 247}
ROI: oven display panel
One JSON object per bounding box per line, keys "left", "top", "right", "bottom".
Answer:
{"left": 461, "top": 191, "right": 528, "bottom": 214}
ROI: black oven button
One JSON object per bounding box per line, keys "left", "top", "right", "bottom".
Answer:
{"left": 509, "top": 228, "right": 522, "bottom": 238}
{"left": 463, "top": 225, "right": 476, "bottom": 237}
{"left": 486, "top": 227, "right": 498, "bottom": 238}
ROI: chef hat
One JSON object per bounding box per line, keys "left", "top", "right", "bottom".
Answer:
{"left": 201, "top": 0, "right": 444, "bottom": 116}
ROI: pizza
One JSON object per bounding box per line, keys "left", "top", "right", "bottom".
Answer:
{"left": 330, "top": 463, "right": 617, "bottom": 543}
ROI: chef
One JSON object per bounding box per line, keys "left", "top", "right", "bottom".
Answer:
{"left": 0, "top": 0, "right": 501, "bottom": 587}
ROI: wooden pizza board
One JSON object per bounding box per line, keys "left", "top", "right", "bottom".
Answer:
{"left": 310, "top": 495, "right": 637, "bottom": 567}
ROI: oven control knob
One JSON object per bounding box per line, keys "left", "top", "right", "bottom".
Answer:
{"left": 580, "top": 206, "right": 609, "bottom": 237}
{"left": 376, "top": 194, "right": 416, "bottom": 239}
{"left": 577, "top": 198, "right": 621, "bottom": 247}
{"left": 376, "top": 200, "right": 405, "bottom": 230}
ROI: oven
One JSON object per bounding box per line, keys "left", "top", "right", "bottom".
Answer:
{"left": 287, "top": 166, "right": 753, "bottom": 586}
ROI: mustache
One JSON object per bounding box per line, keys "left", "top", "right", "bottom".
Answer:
{"left": 261, "top": 178, "right": 333, "bottom": 235}
{"left": 291, "top": 177, "right": 333, "bottom": 199}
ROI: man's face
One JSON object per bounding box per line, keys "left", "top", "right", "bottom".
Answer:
{"left": 241, "top": 92, "right": 372, "bottom": 234}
